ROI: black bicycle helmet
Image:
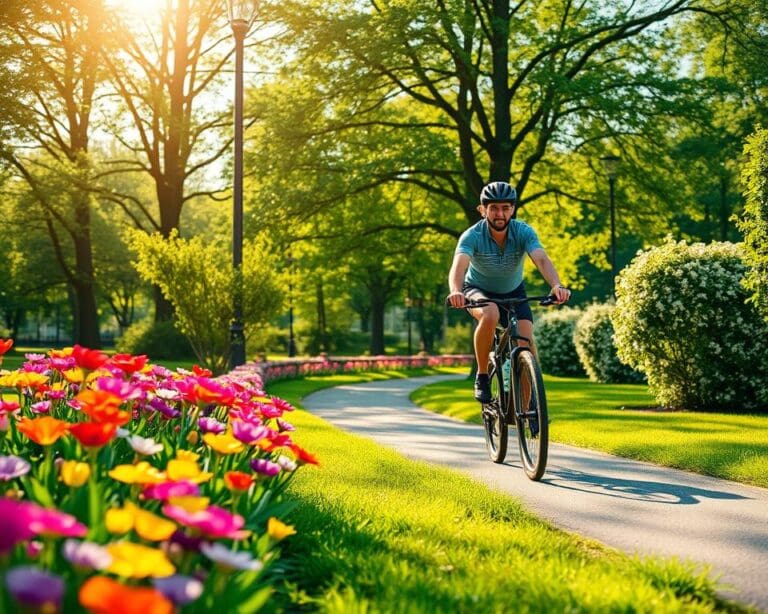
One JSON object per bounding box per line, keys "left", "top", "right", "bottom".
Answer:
{"left": 479, "top": 181, "right": 517, "bottom": 205}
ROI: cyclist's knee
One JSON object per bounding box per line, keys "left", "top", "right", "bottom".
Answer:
{"left": 480, "top": 304, "right": 500, "bottom": 326}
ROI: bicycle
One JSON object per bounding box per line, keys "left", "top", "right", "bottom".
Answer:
{"left": 451, "top": 294, "right": 556, "bottom": 481}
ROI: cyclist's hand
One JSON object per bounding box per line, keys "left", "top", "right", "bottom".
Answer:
{"left": 447, "top": 291, "right": 466, "bottom": 308}
{"left": 551, "top": 285, "right": 571, "bottom": 304}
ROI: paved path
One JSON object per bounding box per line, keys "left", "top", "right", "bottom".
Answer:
{"left": 304, "top": 375, "right": 768, "bottom": 612}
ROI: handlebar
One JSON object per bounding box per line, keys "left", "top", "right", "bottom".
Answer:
{"left": 446, "top": 294, "right": 562, "bottom": 310}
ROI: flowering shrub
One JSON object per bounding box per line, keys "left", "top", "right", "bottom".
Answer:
{"left": 736, "top": 127, "right": 768, "bottom": 323}
{"left": 0, "top": 340, "right": 316, "bottom": 613}
{"left": 573, "top": 303, "right": 645, "bottom": 384}
{"left": 535, "top": 308, "right": 586, "bottom": 377}
{"left": 613, "top": 239, "right": 768, "bottom": 411}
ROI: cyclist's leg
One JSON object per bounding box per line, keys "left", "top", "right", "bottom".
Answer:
{"left": 464, "top": 286, "right": 499, "bottom": 374}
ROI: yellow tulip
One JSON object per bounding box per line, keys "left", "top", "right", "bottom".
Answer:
{"left": 105, "top": 502, "right": 176, "bottom": 541}
{"left": 60, "top": 460, "right": 91, "bottom": 487}
{"left": 106, "top": 541, "right": 175, "bottom": 578}
{"left": 166, "top": 496, "right": 210, "bottom": 513}
{"left": 108, "top": 461, "right": 167, "bottom": 485}
{"left": 203, "top": 432, "right": 244, "bottom": 455}
{"left": 166, "top": 459, "right": 213, "bottom": 484}
{"left": 133, "top": 506, "right": 176, "bottom": 541}
{"left": 176, "top": 450, "right": 200, "bottom": 463}
{"left": 105, "top": 507, "right": 135, "bottom": 535}
{"left": 62, "top": 368, "right": 84, "bottom": 384}
{"left": 267, "top": 517, "right": 296, "bottom": 541}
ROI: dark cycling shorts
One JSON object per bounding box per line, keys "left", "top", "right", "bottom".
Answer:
{"left": 462, "top": 282, "right": 532, "bottom": 327}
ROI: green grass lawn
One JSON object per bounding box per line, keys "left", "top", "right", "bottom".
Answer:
{"left": 265, "top": 373, "right": 746, "bottom": 613}
{"left": 411, "top": 373, "right": 768, "bottom": 489}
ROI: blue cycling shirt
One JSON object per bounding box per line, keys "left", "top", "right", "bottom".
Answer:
{"left": 455, "top": 219, "right": 543, "bottom": 293}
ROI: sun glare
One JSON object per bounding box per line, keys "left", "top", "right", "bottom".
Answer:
{"left": 107, "top": 0, "right": 162, "bottom": 17}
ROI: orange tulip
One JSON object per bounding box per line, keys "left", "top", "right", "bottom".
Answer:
{"left": 16, "top": 416, "right": 70, "bottom": 445}
{"left": 76, "top": 389, "right": 129, "bottom": 425}
{"left": 224, "top": 470, "right": 253, "bottom": 491}
{"left": 79, "top": 576, "right": 173, "bottom": 614}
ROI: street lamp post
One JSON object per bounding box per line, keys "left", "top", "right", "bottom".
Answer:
{"left": 600, "top": 155, "right": 620, "bottom": 298}
{"left": 286, "top": 253, "right": 296, "bottom": 357}
{"left": 226, "top": 0, "right": 256, "bottom": 369}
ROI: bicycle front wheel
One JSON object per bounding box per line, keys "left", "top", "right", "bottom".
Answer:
{"left": 482, "top": 362, "right": 508, "bottom": 463}
{"left": 513, "top": 350, "right": 549, "bottom": 480}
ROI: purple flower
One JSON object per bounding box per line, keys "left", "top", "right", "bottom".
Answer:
{"left": 5, "top": 566, "right": 64, "bottom": 609}
{"left": 152, "top": 575, "right": 204, "bottom": 605}
{"left": 198, "top": 416, "right": 226, "bottom": 434}
{"left": 0, "top": 455, "right": 31, "bottom": 481}
{"left": 49, "top": 356, "right": 76, "bottom": 371}
{"left": 250, "top": 458, "right": 281, "bottom": 477}
{"left": 231, "top": 419, "right": 270, "bottom": 444}
{"left": 24, "top": 353, "right": 47, "bottom": 362}
{"left": 62, "top": 539, "right": 112, "bottom": 570}
{"left": 31, "top": 400, "right": 51, "bottom": 414}
{"left": 143, "top": 480, "right": 200, "bottom": 501}
{"left": 277, "top": 419, "right": 295, "bottom": 432}
{"left": 149, "top": 397, "right": 180, "bottom": 419}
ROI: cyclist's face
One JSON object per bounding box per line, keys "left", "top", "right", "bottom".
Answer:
{"left": 481, "top": 202, "right": 515, "bottom": 231}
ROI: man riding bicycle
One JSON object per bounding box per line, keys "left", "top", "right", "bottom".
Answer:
{"left": 447, "top": 181, "right": 571, "bottom": 403}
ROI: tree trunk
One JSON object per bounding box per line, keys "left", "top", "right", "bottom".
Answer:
{"left": 71, "top": 192, "right": 101, "bottom": 348}
{"left": 316, "top": 281, "right": 329, "bottom": 353}
{"left": 369, "top": 283, "right": 387, "bottom": 355}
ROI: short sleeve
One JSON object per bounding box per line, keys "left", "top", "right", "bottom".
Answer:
{"left": 522, "top": 224, "right": 543, "bottom": 253}
{"left": 455, "top": 229, "right": 475, "bottom": 256}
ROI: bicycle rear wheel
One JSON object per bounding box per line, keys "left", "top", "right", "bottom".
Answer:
{"left": 513, "top": 350, "right": 548, "bottom": 480}
{"left": 482, "top": 363, "right": 508, "bottom": 463}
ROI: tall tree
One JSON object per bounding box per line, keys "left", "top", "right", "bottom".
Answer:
{"left": 265, "top": 0, "right": 742, "bottom": 225}
{"left": 99, "top": 0, "right": 244, "bottom": 320}
{"left": 1, "top": 0, "right": 109, "bottom": 346}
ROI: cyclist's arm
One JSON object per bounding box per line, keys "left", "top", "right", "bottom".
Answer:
{"left": 529, "top": 248, "right": 570, "bottom": 303}
{"left": 447, "top": 253, "right": 470, "bottom": 307}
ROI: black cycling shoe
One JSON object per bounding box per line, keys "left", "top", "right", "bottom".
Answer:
{"left": 474, "top": 374, "right": 492, "bottom": 403}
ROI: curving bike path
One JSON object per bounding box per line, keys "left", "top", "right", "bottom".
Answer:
{"left": 303, "top": 375, "right": 768, "bottom": 612}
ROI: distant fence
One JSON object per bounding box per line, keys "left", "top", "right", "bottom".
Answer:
{"left": 234, "top": 354, "right": 473, "bottom": 385}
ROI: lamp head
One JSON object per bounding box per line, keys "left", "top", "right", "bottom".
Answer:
{"left": 600, "top": 155, "right": 620, "bottom": 180}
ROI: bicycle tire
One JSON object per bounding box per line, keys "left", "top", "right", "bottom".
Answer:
{"left": 513, "top": 350, "right": 549, "bottom": 480}
{"left": 482, "top": 362, "right": 508, "bottom": 463}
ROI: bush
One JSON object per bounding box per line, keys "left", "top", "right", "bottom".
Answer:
{"left": 115, "top": 318, "right": 194, "bottom": 360}
{"left": 438, "top": 322, "right": 473, "bottom": 355}
{"left": 737, "top": 127, "right": 768, "bottom": 323}
{"left": 535, "top": 307, "right": 585, "bottom": 377}
{"left": 573, "top": 303, "right": 645, "bottom": 384}
{"left": 130, "top": 230, "right": 282, "bottom": 373}
{"left": 612, "top": 238, "right": 768, "bottom": 411}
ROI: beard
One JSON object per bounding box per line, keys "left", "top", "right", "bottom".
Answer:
{"left": 488, "top": 217, "right": 510, "bottom": 232}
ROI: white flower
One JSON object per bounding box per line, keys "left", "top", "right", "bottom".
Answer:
{"left": 155, "top": 388, "right": 180, "bottom": 400}
{"left": 276, "top": 455, "right": 297, "bottom": 472}
{"left": 128, "top": 434, "right": 164, "bottom": 456}
{"left": 200, "top": 542, "right": 263, "bottom": 571}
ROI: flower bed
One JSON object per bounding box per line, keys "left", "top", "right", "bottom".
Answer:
{"left": 251, "top": 353, "right": 473, "bottom": 384}
{"left": 0, "top": 340, "right": 316, "bottom": 613}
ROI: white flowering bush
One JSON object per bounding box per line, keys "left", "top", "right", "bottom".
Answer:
{"left": 612, "top": 238, "right": 768, "bottom": 411}
{"left": 737, "top": 127, "right": 768, "bottom": 323}
{"left": 573, "top": 303, "right": 645, "bottom": 384}
{"left": 535, "top": 307, "right": 585, "bottom": 377}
